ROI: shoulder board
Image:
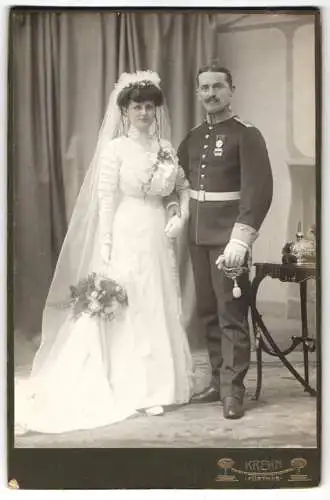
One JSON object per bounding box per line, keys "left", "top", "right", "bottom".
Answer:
{"left": 190, "top": 123, "right": 203, "bottom": 133}
{"left": 233, "top": 116, "right": 254, "bottom": 128}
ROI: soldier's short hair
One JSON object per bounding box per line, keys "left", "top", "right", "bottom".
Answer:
{"left": 196, "top": 63, "right": 233, "bottom": 89}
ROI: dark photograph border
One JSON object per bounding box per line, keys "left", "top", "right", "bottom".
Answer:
{"left": 7, "top": 5, "right": 322, "bottom": 489}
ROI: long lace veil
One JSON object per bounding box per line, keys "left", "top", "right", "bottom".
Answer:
{"left": 31, "top": 71, "right": 172, "bottom": 377}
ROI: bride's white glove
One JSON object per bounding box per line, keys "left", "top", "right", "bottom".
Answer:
{"left": 164, "top": 215, "right": 185, "bottom": 239}
{"left": 166, "top": 201, "right": 180, "bottom": 219}
{"left": 101, "top": 241, "right": 112, "bottom": 265}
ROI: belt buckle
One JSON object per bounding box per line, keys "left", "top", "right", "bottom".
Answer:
{"left": 198, "top": 190, "right": 206, "bottom": 202}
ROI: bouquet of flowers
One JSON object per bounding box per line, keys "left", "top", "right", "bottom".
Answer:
{"left": 143, "top": 146, "right": 178, "bottom": 197}
{"left": 156, "top": 147, "right": 175, "bottom": 164}
{"left": 55, "top": 272, "right": 128, "bottom": 321}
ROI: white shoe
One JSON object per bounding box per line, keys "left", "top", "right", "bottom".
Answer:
{"left": 145, "top": 405, "right": 164, "bottom": 416}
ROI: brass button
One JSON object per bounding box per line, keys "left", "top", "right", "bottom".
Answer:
{"left": 201, "top": 164, "right": 206, "bottom": 169}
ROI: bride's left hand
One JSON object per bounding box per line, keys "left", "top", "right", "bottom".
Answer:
{"left": 164, "top": 215, "right": 184, "bottom": 239}
{"left": 101, "top": 242, "right": 112, "bottom": 264}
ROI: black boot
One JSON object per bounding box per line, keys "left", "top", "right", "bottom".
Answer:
{"left": 190, "top": 385, "right": 221, "bottom": 404}
{"left": 223, "top": 396, "right": 244, "bottom": 419}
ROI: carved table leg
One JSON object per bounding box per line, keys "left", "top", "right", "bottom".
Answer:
{"left": 250, "top": 269, "right": 316, "bottom": 398}
{"left": 250, "top": 273, "right": 264, "bottom": 400}
{"left": 300, "top": 280, "right": 310, "bottom": 387}
{"left": 253, "top": 307, "right": 316, "bottom": 396}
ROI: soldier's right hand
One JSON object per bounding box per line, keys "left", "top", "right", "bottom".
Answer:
{"left": 223, "top": 239, "right": 248, "bottom": 268}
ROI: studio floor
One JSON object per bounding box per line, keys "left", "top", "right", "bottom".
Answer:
{"left": 13, "top": 316, "right": 318, "bottom": 449}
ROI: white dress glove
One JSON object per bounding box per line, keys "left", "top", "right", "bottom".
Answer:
{"left": 164, "top": 215, "right": 184, "bottom": 239}
{"left": 167, "top": 202, "right": 180, "bottom": 219}
{"left": 222, "top": 239, "right": 249, "bottom": 268}
{"left": 101, "top": 241, "right": 112, "bottom": 265}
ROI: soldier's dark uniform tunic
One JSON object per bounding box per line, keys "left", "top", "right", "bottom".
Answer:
{"left": 177, "top": 115, "right": 273, "bottom": 401}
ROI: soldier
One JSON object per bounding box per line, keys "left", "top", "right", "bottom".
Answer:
{"left": 176, "top": 63, "right": 273, "bottom": 419}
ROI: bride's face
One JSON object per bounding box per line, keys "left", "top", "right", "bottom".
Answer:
{"left": 126, "top": 100, "right": 156, "bottom": 131}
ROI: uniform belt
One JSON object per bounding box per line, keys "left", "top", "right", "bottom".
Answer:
{"left": 189, "top": 189, "right": 241, "bottom": 202}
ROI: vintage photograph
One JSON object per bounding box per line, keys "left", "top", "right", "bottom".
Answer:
{"left": 7, "top": 6, "right": 320, "bottom": 488}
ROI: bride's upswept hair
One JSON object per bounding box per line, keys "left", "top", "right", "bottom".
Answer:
{"left": 116, "top": 81, "right": 164, "bottom": 109}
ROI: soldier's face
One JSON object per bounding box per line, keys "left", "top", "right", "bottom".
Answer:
{"left": 197, "top": 72, "right": 233, "bottom": 115}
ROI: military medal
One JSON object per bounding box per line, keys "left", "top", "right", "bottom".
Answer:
{"left": 213, "top": 135, "right": 226, "bottom": 157}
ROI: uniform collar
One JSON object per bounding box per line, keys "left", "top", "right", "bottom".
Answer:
{"left": 206, "top": 110, "right": 235, "bottom": 126}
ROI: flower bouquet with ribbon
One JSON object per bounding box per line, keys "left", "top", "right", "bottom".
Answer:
{"left": 143, "top": 146, "right": 178, "bottom": 197}
{"left": 54, "top": 272, "right": 128, "bottom": 321}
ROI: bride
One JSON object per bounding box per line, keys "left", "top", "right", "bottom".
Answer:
{"left": 15, "top": 70, "right": 194, "bottom": 434}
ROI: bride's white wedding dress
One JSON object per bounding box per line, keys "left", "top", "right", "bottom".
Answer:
{"left": 15, "top": 132, "right": 194, "bottom": 434}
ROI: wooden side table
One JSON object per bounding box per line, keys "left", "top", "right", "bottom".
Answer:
{"left": 250, "top": 262, "right": 317, "bottom": 400}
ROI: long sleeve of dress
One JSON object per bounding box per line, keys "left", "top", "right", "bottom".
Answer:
{"left": 162, "top": 139, "right": 190, "bottom": 220}
{"left": 174, "top": 164, "right": 190, "bottom": 221}
{"left": 97, "top": 139, "right": 121, "bottom": 245}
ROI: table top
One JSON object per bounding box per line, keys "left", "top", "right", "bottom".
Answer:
{"left": 253, "top": 262, "right": 317, "bottom": 280}
{"left": 254, "top": 262, "right": 316, "bottom": 272}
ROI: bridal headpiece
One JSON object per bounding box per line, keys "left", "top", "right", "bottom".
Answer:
{"left": 113, "top": 70, "right": 163, "bottom": 111}
{"left": 115, "top": 70, "right": 161, "bottom": 96}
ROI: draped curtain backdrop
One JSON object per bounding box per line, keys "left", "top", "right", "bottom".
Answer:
{"left": 10, "top": 10, "right": 221, "bottom": 340}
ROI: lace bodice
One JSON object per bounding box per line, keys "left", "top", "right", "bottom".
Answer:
{"left": 97, "top": 135, "right": 189, "bottom": 242}
{"left": 99, "top": 136, "right": 187, "bottom": 196}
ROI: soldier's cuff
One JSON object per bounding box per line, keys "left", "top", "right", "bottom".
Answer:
{"left": 230, "top": 223, "right": 259, "bottom": 247}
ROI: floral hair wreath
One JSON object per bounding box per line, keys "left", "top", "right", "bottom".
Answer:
{"left": 114, "top": 70, "right": 161, "bottom": 101}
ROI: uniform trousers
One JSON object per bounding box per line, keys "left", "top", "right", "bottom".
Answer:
{"left": 189, "top": 243, "right": 251, "bottom": 402}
